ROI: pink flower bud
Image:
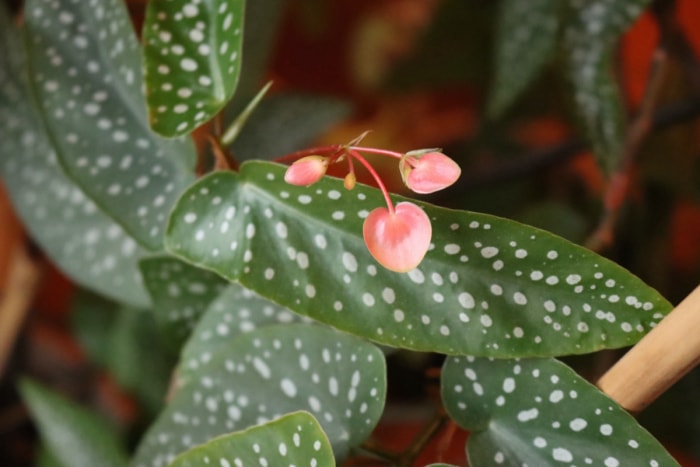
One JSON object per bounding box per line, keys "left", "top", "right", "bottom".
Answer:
{"left": 399, "top": 151, "right": 461, "bottom": 194}
{"left": 284, "top": 156, "right": 329, "bottom": 186}
{"left": 363, "top": 202, "right": 432, "bottom": 272}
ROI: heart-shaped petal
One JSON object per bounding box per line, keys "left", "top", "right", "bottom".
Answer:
{"left": 400, "top": 152, "right": 461, "bottom": 194}
{"left": 363, "top": 202, "right": 432, "bottom": 272}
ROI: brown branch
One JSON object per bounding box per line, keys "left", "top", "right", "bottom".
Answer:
{"left": 584, "top": 48, "right": 669, "bottom": 252}
{"left": 0, "top": 246, "right": 43, "bottom": 379}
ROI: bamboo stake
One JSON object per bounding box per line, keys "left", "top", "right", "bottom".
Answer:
{"left": 597, "top": 285, "right": 700, "bottom": 413}
{"left": 0, "top": 247, "right": 41, "bottom": 378}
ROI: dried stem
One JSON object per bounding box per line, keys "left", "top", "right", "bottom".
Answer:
{"left": 584, "top": 48, "right": 669, "bottom": 252}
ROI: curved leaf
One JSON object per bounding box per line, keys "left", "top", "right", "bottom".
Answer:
{"left": 165, "top": 161, "right": 671, "bottom": 357}
{"left": 0, "top": 10, "right": 149, "bottom": 307}
{"left": 133, "top": 324, "right": 386, "bottom": 466}
{"left": 19, "top": 379, "right": 129, "bottom": 467}
{"left": 143, "top": 0, "right": 245, "bottom": 136}
{"left": 563, "top": 0, "right": 650, "bottom": 173}
{"left": 140, "top": 256, "right": 230, "bottom": 349}
{"left": 178, "top": 283, "right": 310, "bottom": 386}
{"left": 24, "top": 0, "right": 196, "bottom": 250}
{"left": 488, "top": 0, "right": 561, "bottom": 117}
{"left": 441, "top": 356, "right": 678, "bottom": 466}
{"left": 170, "top": 411, "right": 335, "bottom": 467}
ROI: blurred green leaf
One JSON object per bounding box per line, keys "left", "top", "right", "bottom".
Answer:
{"left": 170, "top": 411, "right": 335, "bottom": 467}
{"left": 107, "top": 307, "right": 174, "bottom": 415}
{"left": 165, "top": 161, "right": 671, "bottom": 357}
{"left": 133, "top": 324, "right": 385, "bottom": 465}
{"left": 488, "top": 0, "right": 561, "bottom": 117}
{"left": 143, "top": 0, "right": 245, "bottom": 136}
{"left": 562, "top": 0, "right": 650, "bottom": 173}
{"left": 0, "top": 6, "right": 150, "bottom": 307}
{"left": 19, "top": 380, "right": 129, "bottom": 467}
{"left": 441, "top": 356, "right": 678, "bottom": 466}
{"left": 24, "top": 0, "right": 196, "bottom": 250}
{"left": 231, "top": 93, "right": 351, "bottom": 161}
{"left": 70, "top": 291, "right": 121, "bottom": 368}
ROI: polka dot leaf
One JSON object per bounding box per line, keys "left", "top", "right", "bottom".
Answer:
{"left": 177, "top": 282, "right": 311, "bottom": 387}
{"left": 169, "top": 411, "right": 334, "bottom": 467}
{"left": 24, "top": 0, "right": 197, "bottom": 251}
{"left": 165, "top": 161, "right": 671, "bottom": 357}
{"left": 563, "top": 0, "right": 650, "bottom": 173}
{"left": 441, "top": 356, "right": 679, "bottom": 467}
{"left": 0, "top": 12, "right": 150, "bottom": 308}
{"left": 132, "top": 324, "right": 386, "bottom": 466}
{"left": 140, "top": 256, "right": 231, "bottom": 350}
{"left": 488, "top": 0, "right": 561, "bottom": 118}
{"left": 143, "top": 0, "right": 245, "bottom": 136}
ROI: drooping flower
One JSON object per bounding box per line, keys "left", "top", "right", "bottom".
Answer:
{"left": 400, "top": 150, "right": 461, "bottom": 194}
{"left": 284, "top": 155, "right": 329, "bottom": 186}
{"left": 363, "top": 202, "right": 432, "bottom": 273}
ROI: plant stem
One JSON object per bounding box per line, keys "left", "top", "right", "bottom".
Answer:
{"left": 348, "top": 149, "right": 395, "bottom": 215}
{"left": 396, "top": 407, "right": 450, "bottom": 467}
{"left": 585, "top": 47, "right": 669, "bottom": 252}
{"left": 349, "top": 146, "right": 403, "bottom": 160}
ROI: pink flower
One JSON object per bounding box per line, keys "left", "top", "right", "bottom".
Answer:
{"left": 363, "top": 202, "right": 432, "bottom": 272}
{"left": 284, "top": 156, "right": 329, "bottom": 186}
{"left": 400, "top": 151, "right": 461, "bottom": 194}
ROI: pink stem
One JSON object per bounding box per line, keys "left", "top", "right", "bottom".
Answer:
{"left": 349, "top": 146, "right": 403, "bottom": 159}
{"left": 348, "top": 149, "right": 395, "bottom": 215}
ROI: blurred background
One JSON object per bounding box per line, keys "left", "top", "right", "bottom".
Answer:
{"left": 1, "top": 0, "right": 700, "bottom": 465}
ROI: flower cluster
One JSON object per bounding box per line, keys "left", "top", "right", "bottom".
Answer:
{"left": 283, "top": 138, "right": 461, "bottom": 272}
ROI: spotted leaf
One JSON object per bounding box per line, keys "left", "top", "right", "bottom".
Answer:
{"left": 488, "top": 0, "right": 561, "bottom": 117}
{"left": 0, "top": 8, "right": 149, "bottom": 308}
{"left": 563, "top": 0, "right": 650, "bottom": 173}
{"left": 19, "top": 379, "right": 129, "bottom": 467}
{"left": 165, "top": 161, "right": 671, "bottom": 357}
{"left": 143, "top": 0, "right": 245, "bottom": 136}
{"left": 24, "top": 0, "right": 196, "bottom": 250}
{"left": 170, "top": 411, "right": 334, "bottom": 467}
{"left": 177, "top": 283, "right": 310, "bottom": 386}
{"left": 140, "top": 256, "right": 230, "bottom": 350}
{"left": 441, "top": 356, "right": 678, "bottom": 466}
{"left": 132, "top": 324, "right": 386, "bottom": 466}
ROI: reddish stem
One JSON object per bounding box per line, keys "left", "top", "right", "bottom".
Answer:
{"left": 348, "top": 149, "right": 395, "bottom": 215}
{"left": 349, "top": 146, "right": 403, "bottom": 159}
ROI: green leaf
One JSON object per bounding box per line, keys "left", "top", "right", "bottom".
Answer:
{"left": 140, "top": 256, "right": 230, "bottom": 350}
{"left": 441, "top": 356, "right": 678, "bottom": 466}
{"left": 230, "top": 93, "right": 351, "bottom": 162}
{"left": 0, "top": 9, "right": 149, "bottom": 308}
{"left": 165, "top": 161, "right": 671, "bottom": 357}
{"left": 488, "top": 0, "right": 561, "bottom": 117}
{"left": 143, "top": 0, "right": 245, "bottom": 136}
{"left": 24, "top": 0, "right": 196, "bottom": 250}
{"left": 133, "top": 324, "right": 386, "bottom": 465}
{"left": 562, "top": 0, "right": 650, "bottom": 173}
{"left": 107, "top": 306, "right": 174, "bottom": 414}
{"left": 19, "top": 379, "right": 129, "bottom": 467}
{"left": 177, "top": 283, "right": 310, "bottom": 386}
{"left": 170, "top": 411, "right": 335, "bottom": 467}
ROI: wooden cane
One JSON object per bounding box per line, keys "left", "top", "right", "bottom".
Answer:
{"left": 597, "top": 285, "right": 700, "bottom": 413}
